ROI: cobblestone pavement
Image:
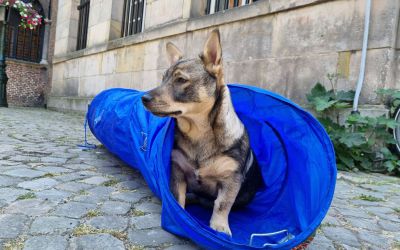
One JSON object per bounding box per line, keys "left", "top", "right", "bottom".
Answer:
{"left": 0, "top": 108, "right": 399, "bottom": 250}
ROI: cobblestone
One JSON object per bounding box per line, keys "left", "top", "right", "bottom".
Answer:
{"left": 1, "top": 107, "right": 399, "bottom": 249}
{"left": 52, "top": 201, "right": 97, "bottom": 219}
{"left": 30, "top": 216, "right": 79, "bottom": 234}
{"left": 70, "top": 234, "right": 125, "bottom": 250}
{"left": 0, "top": 214, "right": 29, "bottom": 238}
{"left": 86, "top": 216, "right": 129, "bottom": 231}
{"left": 23, "top": 235, "right": 68, "bottom": 250}
{"left": 100, "top": 201, "right": 131, "bottom": 215}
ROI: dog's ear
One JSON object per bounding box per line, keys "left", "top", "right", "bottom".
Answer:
{"left": 200, "top": 29, "right": 222, "bottom": 75}
{"left": 166, "top": 42, "right": 183, "bottom": 66}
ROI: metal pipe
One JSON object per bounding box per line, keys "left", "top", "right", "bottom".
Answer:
{"left": 352, "top": 0, "right": 372, "bottom": 112}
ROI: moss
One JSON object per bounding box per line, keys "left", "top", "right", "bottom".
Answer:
{"left": 321, "top": 222, "right": 338, "bottom": 228}
{"left": 85, "top": 210, "right": 102, "bottom": 218}
{"left": 16, "top": 192, "right": 36, "bottom": 200}
{"left": 72, "top": 224, "right": 97, "bottom": 236}
{"left": 128, "top": 245, "right": 144, "bottom": 250}
{"left": 3, "top": 237, "right": 25, "bottom": 250}
{"left": 103, "top": 179, "right": 119, "bottom": 187}
{"left": 78, "top": 190, "right": 89, "bottom": 196}
{"left": 354, "top": 194, "right": 384, "bottom": 202}
{"left": 72, "top": 224, "right": 127, "bottom": 241}
{"left": 130, "top": 209, "right": 145, "bottom": 217}
{"left": 43, "top": 173, "right": 57, "bottom": 178}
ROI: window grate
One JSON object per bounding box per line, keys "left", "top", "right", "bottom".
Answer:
{"left": 121, "top": 0, "right": 145, "bottom": 37}
{"left": 76, "top": 0, "right": 90, "bottom": 51}
{"left": 206, "top": 0, "right": 258, "bottom": 14}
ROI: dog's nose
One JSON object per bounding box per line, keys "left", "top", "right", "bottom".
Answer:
{"left": 141, "top": 94, "right": 153, "bottom": 104}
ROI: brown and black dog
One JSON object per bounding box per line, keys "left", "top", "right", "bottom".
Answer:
{"left": 141, "top": 29, "right": 263, "bottom": 236}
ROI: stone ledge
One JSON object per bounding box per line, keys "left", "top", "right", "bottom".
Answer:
{"left": 6, "top": 58, "right": 48, "bottom": 69}
{"left": 47, "top": 96, "right": 93, "bottom": 113}
{"left": 53, "top": 0, "right": 333, "bottom": 64}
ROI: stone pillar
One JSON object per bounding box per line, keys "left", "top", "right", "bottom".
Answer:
{"left": 54, "top": 0, "right": 80, "bottom": 56}
{"left": 86, "top": 0, "right": 124, "bottom": 47}
{"left": 40, "top": 22, "right": 51, "bottom": 64}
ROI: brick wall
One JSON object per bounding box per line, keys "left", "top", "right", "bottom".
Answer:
{"left": 6, "top": 59, "right": 47, "bottom": 107}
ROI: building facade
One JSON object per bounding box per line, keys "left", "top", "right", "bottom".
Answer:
{"left": 48, "top": 0, "right": 400, "bottom": 112}
{"left": 5, "top": 0, "right": 53, "bottom": 107}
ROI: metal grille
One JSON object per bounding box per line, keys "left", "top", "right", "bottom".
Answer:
{"left": 5, "top": 6, "right": 44, "bottom": 63}
{"left": 77, "top": 0, "right": 90, "bottom": 51}
{"left": 121, "top": 0, "right": 145, "bottom": 37}
{"left": 206, "top": 0, "right": 258, "bottom": 14}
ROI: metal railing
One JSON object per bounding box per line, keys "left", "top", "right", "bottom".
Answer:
{"left": 121, "top": 0, "right": 145, "bottom": 37}
{"left": 76, "top": 0, "right": 90, "bottom": 51}
{"left": 206, "top": 0, "right": 258, "bottom": 14}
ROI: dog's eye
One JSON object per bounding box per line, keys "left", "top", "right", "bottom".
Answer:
{"left": 176, "top": 77, "right": 188, "bottom": 84}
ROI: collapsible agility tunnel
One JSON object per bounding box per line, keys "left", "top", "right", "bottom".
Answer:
{"left": 87, "top": 84, "right": 337, "bottom": 250}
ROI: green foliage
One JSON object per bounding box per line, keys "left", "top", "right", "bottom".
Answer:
{"left": 377, "top": 88, "right": 400, "bottom": 114}
{"left": 306, "top": 83, "right": 354, "bottom": 112}
{"left": 307, "top": 80, "right": 400, "bottom": 174}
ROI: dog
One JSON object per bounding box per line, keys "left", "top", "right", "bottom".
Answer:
{"left": 141, "top": 29, "right": 263, "bottom": 236}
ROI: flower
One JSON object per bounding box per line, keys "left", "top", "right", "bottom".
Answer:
{"left": 1, "top": 0, "right": 43, "bottom": 29}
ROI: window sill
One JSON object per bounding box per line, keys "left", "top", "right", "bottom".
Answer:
{"left": 6, "top": 58, "right": 48, "bottom": 69}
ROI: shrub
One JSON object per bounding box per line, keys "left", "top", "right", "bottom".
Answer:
{"left": 306, "top": 79, "right": 400, "bottom": 174}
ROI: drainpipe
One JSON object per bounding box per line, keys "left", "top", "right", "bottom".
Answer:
{"left": 352, "top": 0, "right": 372, "bottom": 113}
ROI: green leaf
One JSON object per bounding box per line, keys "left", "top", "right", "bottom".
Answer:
{"left": 333, "top": 102, "right": 351, "bottom": 109}
{"left": 384, "top": 161, "right": 396, "bottom": 172}
{"left": 380, "top": 147, "right": 392, "bottom": 157}
{"left": 314, "top": 97, "right": 338, "bottom": 112}
{"left": 359, "top": 159, "right": 373, "bottom": 170}
{"left": 392, "top": 99, "right": 400, "bottom": 107}
{"left": 336, "top": 90, "right": 355, "bottom": 102}
{"left": 339, "top": 133, "right": 366, "bottom": 147}
{"left": 310, "top": 83, "right": 327, "bottom": 97}
{"left": 346, "top": 114, "right": 369, "bottom": 125}
{"left": 374, "top": 116, "right": 400, "bottom": 129}
{"left": 337, "top": 154, "right": 355, "bottom": 169}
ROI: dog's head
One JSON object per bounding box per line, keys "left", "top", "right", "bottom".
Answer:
{"left": 142, "top": 29, "right": 224, "bottom": 118}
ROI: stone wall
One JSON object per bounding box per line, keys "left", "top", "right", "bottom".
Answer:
{"left": 6, "top": 60, "right": 47, "bottom": 107}
{"left": 48, "top": 0, "right": 400, "bottom": 112}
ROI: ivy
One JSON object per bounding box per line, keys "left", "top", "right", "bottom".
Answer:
{"left": 307, "top": 78, "right": 400, "bottom": 174}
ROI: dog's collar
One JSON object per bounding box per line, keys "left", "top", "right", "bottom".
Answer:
{"left": 243, "top": 150, "right": 254, "bottom": 177}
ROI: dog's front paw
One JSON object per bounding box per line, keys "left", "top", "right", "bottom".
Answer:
{"left": 210, "top": 219, "right": 232, "bottom": 236}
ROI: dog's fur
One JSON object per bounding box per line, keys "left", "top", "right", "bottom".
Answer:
{"left": 141, "top": 29, "right": 263, "bottom": 236}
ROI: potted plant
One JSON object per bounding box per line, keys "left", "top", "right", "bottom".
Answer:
{"left": 0, "top": 0, "right": 43, "bottom": 29}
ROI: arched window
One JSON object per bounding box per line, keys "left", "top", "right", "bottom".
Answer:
{"left": 5, "top": 0, "right": 45, "bottom": 63}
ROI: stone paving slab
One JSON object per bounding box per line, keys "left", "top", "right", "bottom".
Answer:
{"left": 0, "top": 107, "right": 399, "bottom": 250}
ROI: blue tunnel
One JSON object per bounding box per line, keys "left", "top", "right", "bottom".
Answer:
{"left": 87, "top": 84, "right": 337, "bottom": 249}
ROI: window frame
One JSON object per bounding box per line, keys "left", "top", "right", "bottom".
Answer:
{"left": 121, "top": 0, "right": 146, "bottom": 37}
{"left": 206, "top": 0, "right": 256, "bottom": 15}
{"left": 76, "top": 0, "right": 90, "bottom": 51}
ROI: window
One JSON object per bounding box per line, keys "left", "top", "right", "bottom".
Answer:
{"left": 77, "top": 0, "right": 90, "bottom": 50}
{"left": 206, "top": 0, "right": 259, "bottom": 14}
{"left": 121, "top": 0, "right": 145, "bottom": 37}
{"left": 5, "top": 0, "right": 44, "bottom": 63}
